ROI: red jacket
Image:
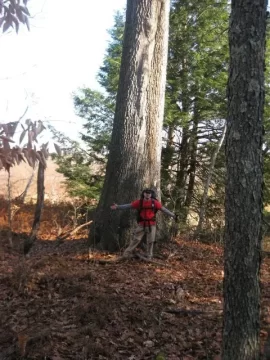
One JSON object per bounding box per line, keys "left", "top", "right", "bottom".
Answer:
{"left": 131, "top": 199, "right": 162, "bottom": 226}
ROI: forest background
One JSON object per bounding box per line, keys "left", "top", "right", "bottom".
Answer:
{"left": 1, "top": 1, "right": 270, "bottom": 359}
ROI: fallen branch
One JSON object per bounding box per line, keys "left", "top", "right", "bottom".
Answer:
{"left": 58, "top": 220, "right": 92, "bottom": 241}
{"left": 87, "top": 256, "right": 126, "bottom": 265}
{"left": 134, "top": 253, "right": 174, "bottom": 268}
{"left": 164, "top": 308, "right": 204, "bottom": 315}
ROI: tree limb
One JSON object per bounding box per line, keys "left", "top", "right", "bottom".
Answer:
{"left": 58, "top": 220, "right": 93, "bottom": 240}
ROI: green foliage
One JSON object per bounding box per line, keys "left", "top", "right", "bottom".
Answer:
{"left": 51, "top": 12, "right": 125, "bottom": 200}
{"left": 166, "top": 0, "right": 229, "bottom": 125}
{"left": 57, "top": 160, "right": 103, "bottom": 200}
{"left": 54, "top": 2, "right": 270, "bottom": 234}
{"left": 72, "top": 11, "right": 124, "bottom": 160}
{"left": 162, "top": 0, "right": 229, "bottom": 220}
{"left": 97, "top": 11, "right": 124, "bottom": 99}
{"left": 51, "top": 11, "right": 125, "bottom": 201}
{"left": 73, "top": 89, "right": 114, "bottom": 158}
{"left": 68, "top": 2, "right": 231, "bottom": 229}
{"left": 49, "top": 125, "right": 103, "bottom": 201}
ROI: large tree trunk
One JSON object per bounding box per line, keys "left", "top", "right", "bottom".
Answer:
{"left": 89, "top": 0, "right": 170, "bottom": 251}
{"left": 222, "top": 1, "right": 266, "bottom": 359}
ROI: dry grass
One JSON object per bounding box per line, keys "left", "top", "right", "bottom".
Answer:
{"left": 0, "top": 159, "right": 68, "bottom": 203}
{"left": 0, "top": 199, "right": 92, "bottom": 249}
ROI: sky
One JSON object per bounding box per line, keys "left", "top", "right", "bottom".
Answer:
{"left": 0, "top": 0, "right": 126, "bottom": 144}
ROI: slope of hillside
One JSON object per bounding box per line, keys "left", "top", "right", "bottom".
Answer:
{"left": 0, "top": 159, "right": 68, "bottom": 202}
{"left": 1, "top": 235, "right": 270, "bottom": 359}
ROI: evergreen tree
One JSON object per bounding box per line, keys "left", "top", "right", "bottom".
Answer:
{"left": 56, "top": 1, "right": 270, "bottom": 241}
{"left": 49, "top": 125, "right": 103, "bottom": 200}
{"left": 98, "top": 11, "right": 125, "bottom": 99}
{"left": 67, "top": 2, "right": 231, "bottom": 233}
{"left": 163, "top": 0, "right": 229, "bottom": 227}
{"left": 52, "top": 12, "right": 124, "bottom": 200}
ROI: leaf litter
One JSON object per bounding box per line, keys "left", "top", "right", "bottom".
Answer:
{"left": 0, "top": 233, "right": 270, "bottom": 360}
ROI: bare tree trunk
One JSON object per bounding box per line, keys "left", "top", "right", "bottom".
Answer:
{"left": 162, "top": 124, "right": 175, "bottom": 182}
{"left": 24, "top": 161, "right": 45, "bottom": 254}
{"left": 7, "top": 171, "right": 13, "bottom": 247}
{"left": 90, "top": 0, "right": 170, "bottom": 251}
{"left": 174, "top": 58, "right": 191, "bottom": 221}
{"left": 222, "top": 0, "right": 266, "bottom": 359}
{"left": 183, "top": 96, "right": 200, "bottom": 223}
{"left": 196, "top": 124, "right": 226, "bottom": 235}
{"left": 16, "top": 167, "right": 36, "bottom": 203}
{"left": 174, "top": 126, "right": 189, "bottom": 219}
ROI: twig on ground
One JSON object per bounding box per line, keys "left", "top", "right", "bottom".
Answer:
{"left": 134, "top": 253, "right": 174, "bottom": 268}
{"left": 58, "top": 220, "right": 92, "bottom": 241}
{"left": 86, "top": 253, "right": 174, "bottom": 267}
{"left": 164, "top": 308, "right": 204, "bottom": 315}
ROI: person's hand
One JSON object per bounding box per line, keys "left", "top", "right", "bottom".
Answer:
{"left": 110, "top": 203, "right": 118, "bottom": 210}
{"left": 175, "top": 214, "right": 179, "bottom": 222}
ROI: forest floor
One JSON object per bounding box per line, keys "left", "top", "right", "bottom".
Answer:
{"left": 0, "top": 204, "right": 270, "bottom": 360}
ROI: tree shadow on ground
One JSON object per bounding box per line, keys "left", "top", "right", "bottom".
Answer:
{"left": 1, "top": 235, "right": 269, "bottom": 359}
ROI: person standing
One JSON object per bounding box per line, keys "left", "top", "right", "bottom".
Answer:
{"left": 110, "top": 188, "right": 176, "bottom": 259}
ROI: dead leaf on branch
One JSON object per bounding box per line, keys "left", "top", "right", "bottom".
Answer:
{"left": 0, "top": 135, "right": 15, "bottom": 143}
{"left": 0, "top": 0, "right": 30, "bottom": 33}
{"left": 54, "top": 143, "right": 62, "bottom": 156}
{"left": 1, "top": 121, "right": 19, "bottom": 138}
{"left": 0, "top": 17, "right": 5, "bottom": 28}
{"left": 19, "top": 129, "right": 27, "bottom": 144}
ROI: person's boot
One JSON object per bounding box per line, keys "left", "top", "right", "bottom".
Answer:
{"left": 122, "top": 250, "right": 134, "bottom": 258}
{"left": 147, "top": 243, "right": 154, "bottom": 259}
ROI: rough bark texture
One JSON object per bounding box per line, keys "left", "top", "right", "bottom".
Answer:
{"left": 90, "top": 0, "right": 170, "bottom": 251}
{"left": 222, "top": 1, "right": 266, "bottom": 359}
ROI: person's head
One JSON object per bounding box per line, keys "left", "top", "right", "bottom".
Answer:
{"left": 142, "top": 188, "right": 152, "bottom": 199}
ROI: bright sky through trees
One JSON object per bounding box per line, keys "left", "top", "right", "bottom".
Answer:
{"left": 0, "top": 0, "right": 126, "bottom": 141}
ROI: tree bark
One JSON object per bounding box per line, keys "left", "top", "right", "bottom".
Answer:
{"left": 89, "top": 0, "right": 170, "bottom": 251}
{"left": 174, "top": 126, "right": 189, "bottom": 220}
{"left": 7, "top": 171, "right": 13, "bottom": 247}
{"left": 183, "top": 96, "right": 200, "bottom": 223}
{"left": 16, "top": 167, "right": 36, "bottom": 203}
{"left": 162, "top": 124, "right": 175, "bottom": 183}
{"left": 174, "top": 57, "right": 190, "bottom": 221}
{"left": 24, "top": 161, "right": 45, "bottom": 254}
{"left": 222, "top": 1, "right": 266, "bottom": 359}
